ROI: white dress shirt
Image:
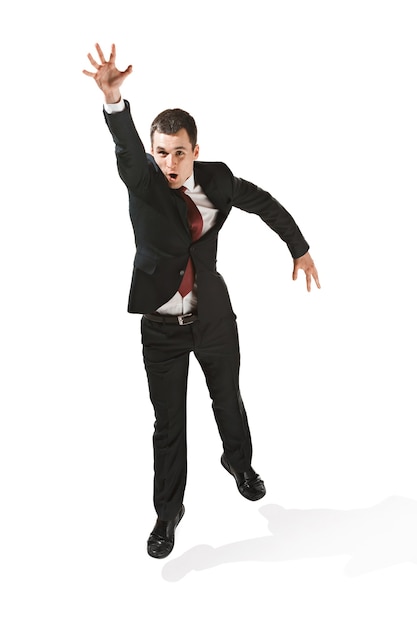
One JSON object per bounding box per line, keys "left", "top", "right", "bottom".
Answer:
{"left": 105, "top": 99, "right": 220, "bottom": 315}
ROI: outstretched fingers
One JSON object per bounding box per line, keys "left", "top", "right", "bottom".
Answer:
{"left": 94, "top": 42, "right": 116, "bottom": 65}
{"left": 95, "top": 42, "right": 107, "bottom": 64}
{"left": 83, "top": 43, "right": 121, "bottom": 74}
{"left": 86, "top": 52, "right": 100, "bottom": 70}
{"left": 108, "top": 43, "right": 116, "bottom": 63}
{"left": 122, "top": 64, "right": 133, "bottom": 77}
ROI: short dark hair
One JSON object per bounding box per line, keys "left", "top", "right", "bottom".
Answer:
{"left": 150, "top": 108, "right": 198, "bottom": 149}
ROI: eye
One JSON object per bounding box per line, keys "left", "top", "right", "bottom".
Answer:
{"left": 176, "top": 151, "right": 185, "bottom": 157}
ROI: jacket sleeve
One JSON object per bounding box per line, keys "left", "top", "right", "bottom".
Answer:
{"left": 231, "top": 176, "right": 310, "bottom": 259}
{"left": 103, "top": 100, "right": 151, "bottom": 192}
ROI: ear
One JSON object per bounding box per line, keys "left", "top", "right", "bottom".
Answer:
{"left": 194, "top": 144, "right": 200, "bottom": 159}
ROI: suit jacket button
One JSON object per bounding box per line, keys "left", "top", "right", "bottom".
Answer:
{"left": 179, "top": 270, "right": 185, "bottom": 276}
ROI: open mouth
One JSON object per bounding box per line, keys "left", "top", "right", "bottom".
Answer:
{"left": 168, "top": 173, "right": 178, "bottom": 181}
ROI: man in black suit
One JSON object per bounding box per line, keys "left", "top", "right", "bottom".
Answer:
{"left": 84, "top": 43, "right": 320, "bottom": 559}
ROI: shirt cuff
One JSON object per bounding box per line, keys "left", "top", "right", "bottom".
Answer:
{"left": 103, "top": 99, "right": 125, "bottom": 114}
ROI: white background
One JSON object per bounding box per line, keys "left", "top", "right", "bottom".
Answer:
{"left": 1, "top": 0, "right": 417, "bottom": 624}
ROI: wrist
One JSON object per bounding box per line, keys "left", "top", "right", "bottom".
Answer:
{"left": 103, "top": 90, "right": 121, "bottom": 104}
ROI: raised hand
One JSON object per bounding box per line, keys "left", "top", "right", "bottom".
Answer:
{"left": 83, "top": 43, "right": 132, "bottom": 103}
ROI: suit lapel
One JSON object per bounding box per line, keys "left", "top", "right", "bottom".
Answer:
{"left": 194, "top": 162, "right": 232, "bottom": 216}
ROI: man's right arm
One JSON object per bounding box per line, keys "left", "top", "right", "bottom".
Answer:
{"left": 103, "top": 100, "right": 151, "bottom": 190}
{"left": 83, "top": 43, "right": 150, "bottom": 190}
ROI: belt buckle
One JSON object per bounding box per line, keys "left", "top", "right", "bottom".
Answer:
{"left": 177, "top": 313, "right": 193, "bottom": 326}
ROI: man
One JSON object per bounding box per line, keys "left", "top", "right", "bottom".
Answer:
{"left": 83, "top": 43, "right": 320, "bottom": 559}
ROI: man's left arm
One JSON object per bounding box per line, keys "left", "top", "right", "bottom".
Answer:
{"left": 231, "top": 176, "right": 320, "bottom": 291}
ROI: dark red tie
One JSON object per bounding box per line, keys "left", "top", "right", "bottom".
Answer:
{"left": 177, "top": 186, "right": 203, "bottom": 297}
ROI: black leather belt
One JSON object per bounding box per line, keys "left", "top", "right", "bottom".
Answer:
{"left": 143, "top": 312, "right": 198, "bottom": 326}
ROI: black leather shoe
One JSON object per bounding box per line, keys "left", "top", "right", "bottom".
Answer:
{"left": 221, "top": 454, "right": 266, "bottom": 501}
{"left": 147, "top": 505, "right": 185, "bottom": 559}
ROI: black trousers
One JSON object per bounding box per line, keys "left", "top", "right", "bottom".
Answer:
{"left": 141, "top": 314, "right": 253, "bottom": 520}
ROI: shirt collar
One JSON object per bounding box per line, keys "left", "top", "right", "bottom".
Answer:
{"left": 182, "top": 172, "right": 195, "bottom": 192}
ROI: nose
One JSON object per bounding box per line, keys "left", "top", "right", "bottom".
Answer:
{"left": 166, "top": 153, "right": 177, "bottom": 168}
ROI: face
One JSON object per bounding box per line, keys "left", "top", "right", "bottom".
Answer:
{"left": 151, "top": 128, "right": 199, "bottom": 189}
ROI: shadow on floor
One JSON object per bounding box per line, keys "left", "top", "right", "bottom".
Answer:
{"left": 162, "top": 495, "right": 417, "bottom": 581}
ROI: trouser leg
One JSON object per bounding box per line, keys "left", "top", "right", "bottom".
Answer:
{"left": 193, "top": 316, "right": 253, "bottom": 472}
{"left": 141, "top": 317, "right": 192, "bottom": 520}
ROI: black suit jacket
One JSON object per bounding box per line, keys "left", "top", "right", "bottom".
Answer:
{"left": 104, "top": 101, "right": 309, "bottom": 322}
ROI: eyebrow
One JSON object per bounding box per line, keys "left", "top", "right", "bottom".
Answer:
{"left": 155, "top": 145, "right": 187, "bottom": 151}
